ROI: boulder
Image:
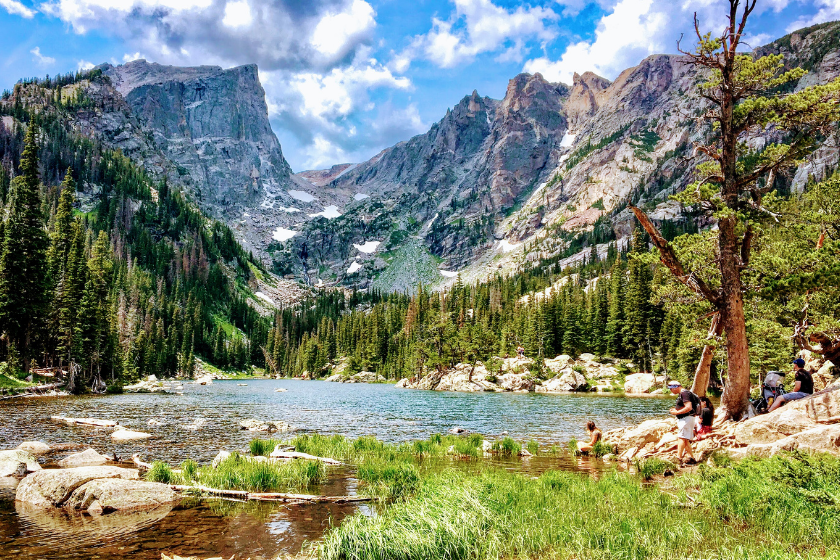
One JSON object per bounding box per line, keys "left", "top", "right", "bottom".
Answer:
{"left": 239, "top": 419, "right": 291, "bottom": 432}
{"left": 0, "top": 450, "right": 41, "bottom": 477}
{"left": 734, "top": 382, "right": 840, "bottom": 445}
{"left": 211, "top": 450, "right": 231, "bottom": 468}
{"left": 449, "top": 426, "right": 468, "bottom": 435}
{"left": 63, "top": 478, "right": 179, "bottom": 512}
{"left": 497, "top": 373, "right": 534, "bottom": 392}
{"left": 111, "top": 429, "right": 152, "bottom": 442}
{"left": 623, "top": 373, "right": 665, "bottom": 394}
{"left": 813, "top": 360, "right": 836, "bottom": 392}
{"left": 58, "top": 448, "right": 109, "bottom": 468}
{"left": 323, "top": 373, "right": 343, "bottom": 382}
{"left": 730, "top": 425, "right": 840, "bottom": 460}
{"left": 537, "top": 368, "right": 586, "bottom": 392}
{"left": 15, "top": 466, "right": 139, "bottom": 507}
{"left": 604, "top": 418, "right": 675, "bottom": 451}
{"left": 16, "top": 441, "right": 50, "bottom": 455}
{"left": 545, "top": 355, "right": 573, "bottom": 373}
{"left": 395, "top": 378, "right": 410, "bottom": 388}
{"left": 123, "top": 379, "right": 167, "bottom": 394}
{"left": 194, "top": 376, "right": 213, "bottom": 385}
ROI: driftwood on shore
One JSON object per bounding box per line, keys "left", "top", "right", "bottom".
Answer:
{"left": 170, "top": 484, "right": 373, "bottom": 503}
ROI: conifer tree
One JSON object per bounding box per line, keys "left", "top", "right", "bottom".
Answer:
{"left": 605, "top": 260, "right": 625, "bottom": 357}
{"left": 0, "top": 124, "right": 49, "bottom": 371}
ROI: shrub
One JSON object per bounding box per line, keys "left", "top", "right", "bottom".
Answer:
{"left": 105, "top": 383, "right": 123, "bottom": 394}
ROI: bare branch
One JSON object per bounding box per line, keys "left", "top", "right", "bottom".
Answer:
{"left": 628, "top": 204, "right": 721, "bottom": 306}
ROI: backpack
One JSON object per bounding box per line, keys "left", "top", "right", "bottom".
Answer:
{"left": 685, "top": 390, "right": 702, "bottom": 416}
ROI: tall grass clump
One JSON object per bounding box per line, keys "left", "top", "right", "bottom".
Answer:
{"left": 180, "top": 459, "right": 198, "bottom": 482}
{"left": 357, "top": 457, "right": 420, "bottom": 499}
{"left": 249, "top": 438, "right": 282, "bottom": 457}
{"left": 567, "top": 438, "right": 579, "bottom": 456}
{"left": 146, "top": 461, "right": 175, "bottom": 484}
{"left": 492, "top": 437, "right": 521, "bottom": 457}
{"left": 636, "top": 457, "right": 675, "bottom": 480}
{"left": 591, "top": 440, "right": 617, "bottom": 458}
{"left": 200, "top": 454, "right": 325, "bottom": 493}
{"left": 526, "top": 440, "right": 539, "bottom": 456}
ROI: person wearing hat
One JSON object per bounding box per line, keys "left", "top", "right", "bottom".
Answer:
{"left": 668, "top": 380, "right": 698, "bottom": 465}
{"left": 767, "top": 358, "right": 814, "bottom": 412}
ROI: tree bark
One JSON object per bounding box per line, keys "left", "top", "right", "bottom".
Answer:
{"left": 691, "top": 313, "right": 722, "bottom": 397}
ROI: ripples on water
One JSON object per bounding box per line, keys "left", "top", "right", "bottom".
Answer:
{"left": 0, "top": 380, "right": 671, "bottom": 559}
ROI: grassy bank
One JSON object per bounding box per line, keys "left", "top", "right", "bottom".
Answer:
{"left": 317, "top": 451, "right": 840, "bottom": 560}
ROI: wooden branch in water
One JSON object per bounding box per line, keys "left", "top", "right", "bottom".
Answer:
{"left": 170, "top": 484, "right": 373, "bottom": 503}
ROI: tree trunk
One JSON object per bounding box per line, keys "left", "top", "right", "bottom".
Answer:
{"left": 717, "top": 215, "right": 752, "bottom": 419}
{"left": 691, "top": 313, "right": 722, "bottom": 397}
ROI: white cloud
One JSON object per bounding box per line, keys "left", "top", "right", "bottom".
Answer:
{"left": 523, "top": 0, "right": 678, "bottom": 84}
{"left": 123, "top": 52, "right": 146, "bottom": 62}
{"left": 409, "top": 0, "right": 558, "bottom": 69}
{"left": 311, "top": 0, "right": 375, "bottom": 57}
{"left": 31, "top": 47, "right": 56, "bottom": 66}
{"left": 222, "top": 0, "right": 251, "bottom": 28}
{"left": 788, "top": 0, "right": 840, "bottom": 30}
{"left": 0, "top": 0, "right": 36, "bottom": 18}
{"left": 77, "top": 59, "right": 95, "bottom": 71}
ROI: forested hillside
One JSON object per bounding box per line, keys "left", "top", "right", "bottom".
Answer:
{"left": 0, "top": 71, "right": 276, "bottom": 390}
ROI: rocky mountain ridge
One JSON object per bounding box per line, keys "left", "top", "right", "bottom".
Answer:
{"left": 9, "top": 23, "right": 840, "bottom": 293}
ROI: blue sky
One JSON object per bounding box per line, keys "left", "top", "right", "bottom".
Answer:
{"left": 1, "top": 0, "right": 838, "bottom": 171}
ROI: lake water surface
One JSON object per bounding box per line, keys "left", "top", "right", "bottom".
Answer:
{"left": 0, "top": 380, "right": 671, "bottom": 559}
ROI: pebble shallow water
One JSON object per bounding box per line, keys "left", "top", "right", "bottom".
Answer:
{"left": 0, "top": 379, "right": 669, "bottom": 559}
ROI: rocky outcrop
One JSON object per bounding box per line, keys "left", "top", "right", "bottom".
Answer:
{"left": 624, "top": 373, "right": 666, "bottom": 394}
{"left": 111, "top": 429, "right": 153, "bottom": 442}
{"left": 0, "top": 450, "right": 41, "bottom": 477}
{"left": 324, "top": 371, "right": 387, "bottom": 384}
{"left": 734, "top": 381, "right": 840, "bottom": 445}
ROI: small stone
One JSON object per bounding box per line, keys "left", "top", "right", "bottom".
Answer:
{"left": 449, "top": 426, "right": 468, "bottom": 435}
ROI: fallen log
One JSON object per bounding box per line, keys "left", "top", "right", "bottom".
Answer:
{"left": 269, "top": 450, "right": 343, "bottom": 465}
{"left": 51, "top": 416, "right": 120, "bottom": 428}
{"left": 169, "top": 484, "right": 374, "bottom": 503}
{"left": 26, "top": 382, "right": 65, "bottom": 392}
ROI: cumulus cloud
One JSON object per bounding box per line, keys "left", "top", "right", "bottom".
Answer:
{"left": 31, "top": 47, "right": 56, "bottom": 66}
{"left": 407, "top": 0, "right": 559, "bottom": 69}
{"left": 77, "top": 59, "right": 95, "bottom": 71}
{"left": 0, "top": 0, "right": 36, "bottom": 18}
{"left": 788, "top": 0, "right": 840, "bottom": 29}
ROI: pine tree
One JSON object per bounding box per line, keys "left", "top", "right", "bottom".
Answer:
{"left": 623, "top": 230, "right": 652, "bottom": 370}
{"left": 0, "top": 124, "right": 50, "bottom": 371}
{"left": 605, "top": 260, "right": 625, "bottom": 357}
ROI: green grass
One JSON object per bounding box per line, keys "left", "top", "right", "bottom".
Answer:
{"left": 357, "top": 457, "right": 421, "bottom": 499}
{"left": 318, "top": 452, "right": 840, "bottom": 560}
{"left": 491, "top": 437, "right": 521, "bottom": 457}
{"left": 250, "top": 438, "right": 282, "bottom": 457}
{"left": 145, "top": 452, "right": 325, "bottom": 493}
{"left": 635, "top": 457, "right": 676, "bottom": 480}
{"left": 275, "top": 433, "right": 489, "bottom": 463}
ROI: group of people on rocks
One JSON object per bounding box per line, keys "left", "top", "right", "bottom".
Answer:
{"left": 577, "top": 358, "right": 815, "bottom": 467}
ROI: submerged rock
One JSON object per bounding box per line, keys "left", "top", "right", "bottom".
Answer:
{"left": 58, "top": 448, "right": 109, "bottom": 468}
{"left": 111, "top": 429, "right": 153, "bottom": 442}
{"left": 16, "top": 466, "right": 139, "bottom": 507}
{"left": 0, "top": 450, "right": 41, "bottom": 477}
{"left": 212, "top": 450, "right": 232, "bottom": 468}
{"left": 239, "top": 419, "right": 291, "bottom": 432}
{"left": 63, "top": 478, "right": 178, "bottom": 513}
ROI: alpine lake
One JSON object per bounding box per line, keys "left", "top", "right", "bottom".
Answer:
{"left": 0, "top": 379, "right": 670, "bottom": 559}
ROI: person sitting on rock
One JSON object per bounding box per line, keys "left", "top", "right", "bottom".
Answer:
{"left": 668, "top": 380, "right": 698, "bottom": 466}
{"left": 577, "top": 421, "right": 602, "bottom": 454}
{"left": 516, "top": 345, "right": 525, "bottom": 359}
{"left": 695, "top": 397, "right": 714, "bottom": 439}
{"left": 767, "top": 358, "right": 814, "bottom": 412}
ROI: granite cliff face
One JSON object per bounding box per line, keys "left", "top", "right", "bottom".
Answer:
{"left": 21, "top": 24, "right": 840, "bottom": 292}
{"left": 281, "top": 22, "right": 840, "bottom": 290}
